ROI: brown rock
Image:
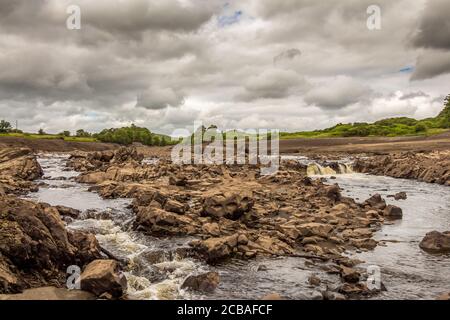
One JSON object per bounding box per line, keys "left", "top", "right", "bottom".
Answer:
{"left": 383, "top": 205, "right": 403, "bottom": 219}
{"left": 202, "top": 190, "right": 254, "bottom": 220}
{"left": 181, "top": 272, "right": 220, "bottom": 293}
{"left": 419, "top": 231, "right": 450, "bottom": 254}
{"left": 80, "top": 260, "right": 127, "bottom": 298}
{"left": 163, "top": 199, "right": 187, "bottom": 214}
{"left": 261, "top": 293, "right": 283, "bottom": 300}
{"left": 364, "top": 194, "right": 386, "bottom": 210}
{"left": 340, "top": 266, "right": 360, "bottom": 283}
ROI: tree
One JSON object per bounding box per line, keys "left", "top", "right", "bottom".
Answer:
{"left": 76, "top": 129, "right": 91, "bottom": 137}
{"left": 38, "top": 128, "right": 45, "bottom": 135}
{"left": 58, "top": 131, "right": 71, "bottom": 137}
{"left": 0, "top": 120, "right": 12, "bottom": 133}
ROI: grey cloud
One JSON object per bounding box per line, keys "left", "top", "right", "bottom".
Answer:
{"left": 412, "top": 0, "right": 450, "bottom": 50}
{"left": 304, "top": 76, "right": 372, "bottom": 109}
{"left": 136, "top": 86, "right": 185, "bottom": 110}
{"left": 400, "top": 91, "right": 430, "bottom": 100}
{"left": 273, "top": 48, "right": 301, "bottom": 65}
{"left": 411, "top": 50, "right": 450, "bottom": 81}
{"left": 235, "top": 69, "right": 309, "bottom": 102}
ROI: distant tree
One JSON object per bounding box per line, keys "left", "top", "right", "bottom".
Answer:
{"left": 58, "top": 131, "right": 71, "bottom": 137}
{"left": 0, "top": 120, "right": 12, "bottom": 133}
{"left": 76, "top": 129, "right": 91, "bottom": 137}
{"left": 38, "top": 128, "right": 45, "bottom": 135}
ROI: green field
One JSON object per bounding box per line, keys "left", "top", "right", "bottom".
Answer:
{"left": 0, "top": 132, "right": 97, "bottom": 142}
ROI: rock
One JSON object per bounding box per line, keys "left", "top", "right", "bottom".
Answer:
{"left": 135, "top": 207, "right": 195, "bottom": 236}
{"left": 80, "top": 260, "right": 127, "bottom": 298}
{"left": 364, "top": 194, "right": 386, "bottom": 210}
{"left": 190, "top": 234, "right": 241, "bottom": 263}
{"left": 0, "top": 286, "right": 95, "bottom": 300}
{"left": 55, "top": 205, "right": 81, "bottom": 218}
{"left": 323, "top": 185, "right": 341, "bottom": 202}
{"left": 0, "top": 196, "right": 101, "bottom": 294}
{"left": 383, "top": 205, "right": 403, "bottom": 219}
{"left": 340, "top": 266, "right": 361, "bottom": 283}
{"left": 202, "top": 190, "right": 254, "bottom": 220}
{"left": 322, "top": 290, "right": 347, "bottom": 300}
{"left": 202, "top": 223, "right": 221, "bottom": 236}
{"left": 437, "top": 292, "right": 450, "bottom": 300}
{"left": 387, "top": 192, "right": 407, "bottom": 200}
{"left": 261, "top": 293, "right": 283, "bottom": 300}
{"left": 354, "top": 152, "right": 450, "bottom": 186}
{"left": 419, "top": 231, "right": 450, "bottom": 254}
{"left": 297, "top": 223, "right": 333, "bottom": 238}
{"left": 308, "top": 274, "right": 321, "bottom": 286}
{"left": 163, "top": 199, "right": 187, "bottom": 214}
{"left": 203, "top": 190, "right": 254, "bottom": 220}
{"left": 181, "top": 272, "right": 220, "bottom": 293}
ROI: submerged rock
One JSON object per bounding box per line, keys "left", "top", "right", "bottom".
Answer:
{"left": 419, "top": 231, "right": 450, "bottom": 254}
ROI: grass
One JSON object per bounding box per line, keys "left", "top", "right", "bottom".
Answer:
{"left": 0, "top": 132, "right": 97, "bottom": 142}
{"left": 280, "top": 102, "right": 450, "bottom": 140}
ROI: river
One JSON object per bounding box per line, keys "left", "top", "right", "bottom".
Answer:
{"left": 24, "top": 154, "right": 450, "bottom": 300}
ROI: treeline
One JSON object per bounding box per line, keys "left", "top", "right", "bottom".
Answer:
{"left": 94, "top": 125, "right": 176, "bottom": 146}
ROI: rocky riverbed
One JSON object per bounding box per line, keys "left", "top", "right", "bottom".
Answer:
{"left": 1, "top": 146, "right": 449, "bottom": 300}
{"left": 354, "top": 151, "right": 450, "bottom": 186}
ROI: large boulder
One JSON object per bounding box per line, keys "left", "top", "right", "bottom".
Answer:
{"left": 80, "top": 260, "right": 127, "bottom": 298}
{"left": 202, "top": 190, "right": 254, "bottom": 220}
{"left": 181, "top": 272, "right": 220, "bottom": 293}
{"left": 0, "top": 196, "right": 102, "bottom": 293}
{"left": 419, "top": 231, "right": 450, "bottom": 254}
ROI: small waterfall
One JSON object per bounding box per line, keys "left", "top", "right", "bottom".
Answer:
{"left": 338, "top": 163, "right": 354, "bottom": 174}
{"left": 307, "top": 162, "right": 354, "bottom": 176}
{"left": 307, "top": 163, "right": 336, "bottom": 175}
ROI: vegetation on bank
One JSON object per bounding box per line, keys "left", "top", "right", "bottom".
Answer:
{"left": 281, "top": 95, "right": 450, "bottom": 139}
{"left": 0, "top": 123, "right": 175, "bottom": 146}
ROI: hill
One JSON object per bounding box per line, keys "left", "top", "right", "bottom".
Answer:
{"left": 281, "top": 95, "right": 450, "bottom": 139}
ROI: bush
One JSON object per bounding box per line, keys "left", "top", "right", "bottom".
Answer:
{"left": 0, "top": 120, "right": 12, "bottom": 133}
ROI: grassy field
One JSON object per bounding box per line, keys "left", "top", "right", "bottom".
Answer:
{"left": 0, "top": 132, "right": 97, "bottom": 142}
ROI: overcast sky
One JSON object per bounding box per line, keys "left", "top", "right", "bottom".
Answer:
{"left": 0, "top": 0, "right": 449, "bottom": 135}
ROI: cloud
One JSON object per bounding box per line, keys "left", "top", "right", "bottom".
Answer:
{"left": 136, "top": 86, "right": 185, "bottom": 110}
{"left": 235, "top": 69, "right": 309, "bottom": 102}
{"left": 412, "top": 0, "right": 450, "bottom": 50}
{"left": 304, "top": 76, "right": 372, "bottom": 109}
{"left": 273, "top": 48, "right": 301, "bottom": 65}
{"left": 411, "top": 50, "right": 450, "bottom": 81}
{"left": 0, "top": 0, "right": 448, "bottom": 134}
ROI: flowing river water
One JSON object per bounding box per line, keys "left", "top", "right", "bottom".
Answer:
{"left": 24, "top": 154, "right": 450, "bottom": 300}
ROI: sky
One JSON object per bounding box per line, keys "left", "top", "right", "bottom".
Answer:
{"left": 0, "top": 0, "right": 449, "bottom": 135}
